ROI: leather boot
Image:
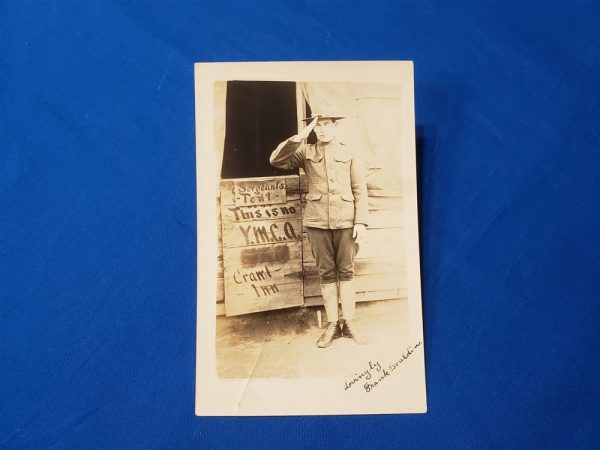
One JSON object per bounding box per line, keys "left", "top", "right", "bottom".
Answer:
{"left": 317, "top": 321, "right": 342, "bottom": 348}
{"left": 339, "top": 280, "right": 368, "bottom": 344}
{"left": 316, "top": 282, "right": 341, "bottom": 348}
{"left": 342, "top": 319, "right": 369, "bottom": 345}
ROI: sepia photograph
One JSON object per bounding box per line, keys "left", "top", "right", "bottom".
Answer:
{"left": 195, "top": 61, "right": 426, "bottom": 415}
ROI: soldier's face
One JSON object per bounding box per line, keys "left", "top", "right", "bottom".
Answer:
{"left": 314, "top": 119, "right": 337, "bottom": 143}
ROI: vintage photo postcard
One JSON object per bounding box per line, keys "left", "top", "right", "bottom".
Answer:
{"left": 195, "top": 61, "right": 426, "bottom": 415}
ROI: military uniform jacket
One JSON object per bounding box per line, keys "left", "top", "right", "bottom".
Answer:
{"left": 270, "top": 138, "right": 369, "bottom": 229}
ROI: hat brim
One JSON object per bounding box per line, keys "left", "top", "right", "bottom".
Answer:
{"left": 302, "top": 114, "right": 346, "bottom": 122}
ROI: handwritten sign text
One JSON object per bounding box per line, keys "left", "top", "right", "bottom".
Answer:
{"left": 234, "top": 179, "right": 286, "bottom": 206}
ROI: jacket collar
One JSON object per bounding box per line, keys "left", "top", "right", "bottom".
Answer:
{"left": 306, "top": 140, "right": 347, "bottom": 162}
{"left": 305, "top": 144, "right": 323, "bottom": 162}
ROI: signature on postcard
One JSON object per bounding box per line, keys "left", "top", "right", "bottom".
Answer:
{"left": 343, "top": 341, "right": 422, "bottom": 393}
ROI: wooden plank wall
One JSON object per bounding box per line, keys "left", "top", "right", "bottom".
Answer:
{"left": 216, "top": 174, "right": 407, "bottom": 316}
{"left": 301, "top": 173, "right": 407, "bottom": 307}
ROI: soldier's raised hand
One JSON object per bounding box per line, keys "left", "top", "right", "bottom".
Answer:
{"left": 291, "top": 116, "right": 318, "bottom": 142}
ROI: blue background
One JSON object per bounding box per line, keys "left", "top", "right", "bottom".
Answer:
{"left": 1, "top": 1, "right": 599, "bottom": 448}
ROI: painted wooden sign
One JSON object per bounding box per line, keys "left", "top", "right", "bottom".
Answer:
{"left": 220, "top": 176, "right": 303, "bottom": 316}
{"left": 232, "top": 178, "right": 287, "bottom": 206}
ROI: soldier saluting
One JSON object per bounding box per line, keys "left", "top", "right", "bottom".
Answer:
{"left": 270, "top": 113, "right": 369, "bottom": 347}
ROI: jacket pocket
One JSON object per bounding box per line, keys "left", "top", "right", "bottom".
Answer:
{"left": 333, "top": 154, "right": 352, "bottom": 186}
{"left": 333, "top": 153, "right": 352, "bottom": 163}
{"left": 339, "top": 192, "right": 355, "bottom": 225}
{"left": 304, "top": 192, "right": 323, "bottom": 223}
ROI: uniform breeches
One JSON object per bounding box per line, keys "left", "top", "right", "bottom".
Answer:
{"left": 307, "top": 227, "right": 357, "bottom": 284}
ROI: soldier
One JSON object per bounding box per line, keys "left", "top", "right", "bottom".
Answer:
{"left": 270, "top": 113, "right": 369, "bottom": 347}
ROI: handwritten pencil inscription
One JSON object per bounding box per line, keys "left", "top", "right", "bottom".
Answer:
{"left": 343, "top": 341, "right": 422, "bottom": 393}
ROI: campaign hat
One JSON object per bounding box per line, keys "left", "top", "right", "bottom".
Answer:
{"left": 301, "top": 113, "right": 346, "bottom": 121}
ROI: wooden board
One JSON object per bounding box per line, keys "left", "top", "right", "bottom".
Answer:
{"left": 222, "top": 218, "right": 302, "bottom": 248}
{"left": 220, "top": 177, "right": 304, "bottom": 316}
{"left": 303, "top": 257, "right": 405, "bottom": 278}
{"left": 224, "top": 282, "right": 304, "bottom": 317}
{"left": 367, "top": 196, "right": 403, "bottom": 211}
{"left": 223, "top": 257, "right": 303, "bottom": 293}
{"left": 223, "top": 244, "right": 302, "bottom": 267}
{"left": 216, "top": 198, "right": 224, "bottom": 280}
{"left": 221, "top": 200, "right": 302, "bottom": 223}
{"left": 303, "top": 288, "right": 408, "bottom": 307}
{"left": 217, "top": 254, "right": 224, "bottom": 279}
{"left": 302, "top": 228, "right": 405, "bottom": 262}
{"left": 362, "top": 209, "right": 404, "bottom": 229}
{"left": 300, "top": 206, "right": 404, "bottom": 232}
{"left": 367, "top": 189, "right": 403, "bottom": 198}
{"left": 303, "top": 271, "right": 407, "bottom": 297}
{"left": 216, "top": 277, "right": 224, "bottom": 302}
{"left": 220, "top": 175, "right": 300, "bottom": 206}
{"left": 222, "top": 243, "right": 303, "bottom": 315}
{"left": 298, "top": 183, "right": 401, "bottom": 211}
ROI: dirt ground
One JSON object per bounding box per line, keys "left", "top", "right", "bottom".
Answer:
{"left": 216, "top": 299, "right": 411, "bottom": 378}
